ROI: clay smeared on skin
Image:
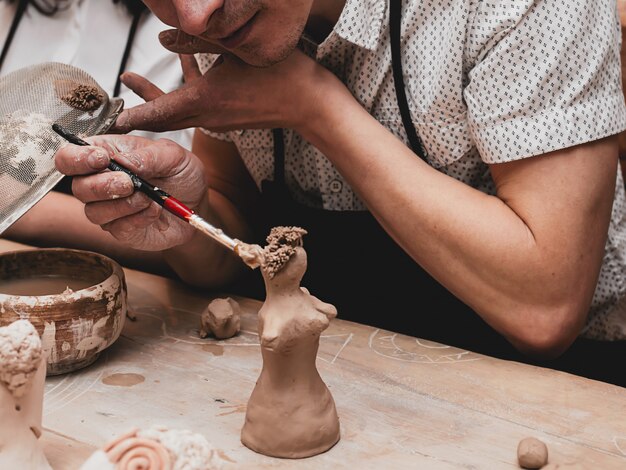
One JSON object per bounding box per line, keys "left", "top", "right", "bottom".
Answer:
{"left": 199, "top": 297, "right": 241, "bottom": 340}
{"left": 517, "top": 437, "right": 549, "bottom": 469}
{"left": 60, "top": 84, "right": 104, "bottom": 112}
{"left": 241, "top": 227, "right": 340, "bottom": 458}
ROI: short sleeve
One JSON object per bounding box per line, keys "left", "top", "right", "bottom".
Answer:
{"left": 464, "top": 0, "right": 626, "bottom": 163}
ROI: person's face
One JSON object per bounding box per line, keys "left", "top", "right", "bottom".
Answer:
{"left": 144, "top": 0, "right": 315, "bottom": 67}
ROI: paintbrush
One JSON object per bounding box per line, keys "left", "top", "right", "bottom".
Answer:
{"left": 52, "top": 124, "right": 263, "bottom": 268}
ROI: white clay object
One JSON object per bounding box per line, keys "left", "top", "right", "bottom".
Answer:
{"left": 79, "top": 425, "right": 222, "bottom": 470}
{"left": 0, "top": 320, "right": 52, "bottom": 470}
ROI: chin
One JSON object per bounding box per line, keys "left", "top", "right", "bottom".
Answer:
{"left": 239, "top": 50, "right": 290, "bottom": 68}
{"left": 236, "top": 32, "right": 301, "bottom": 67}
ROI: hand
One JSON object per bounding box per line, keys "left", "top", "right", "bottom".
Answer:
{"left": 112, "top": 38, "right": 342, "bottom": 135}
{"left": 54, "top": 135, "right": 209, "bottom": 251}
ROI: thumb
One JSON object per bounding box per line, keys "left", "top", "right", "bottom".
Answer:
{"left": 159, "top": 29, "right": 227, "bottom": 55}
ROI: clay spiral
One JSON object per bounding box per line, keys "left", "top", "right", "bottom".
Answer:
{"left": 104, "top": 429, "right": 171, "bottom": 470}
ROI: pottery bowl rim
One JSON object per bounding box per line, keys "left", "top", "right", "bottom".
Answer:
{"left": 0, "top": 247, "right": 125, "bottom": 301}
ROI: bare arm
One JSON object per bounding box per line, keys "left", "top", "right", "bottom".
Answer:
{"left": 2, "top": 190, "right": 173, "bottom": 276}
{"left": 107, "top": 48, "right": 617, "bottom": 356}
{"left": 162, "top": 130, "right": 261, "bottom": 287}
{"left": 301, "top": 85, "right": 617, "bottom": 358}
{"left": 54, "top": 132, "right": 258, "bottom": 290}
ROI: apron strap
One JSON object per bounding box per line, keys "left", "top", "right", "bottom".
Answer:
{"left": 272, "top": 128, "right": 286, "bottom": 185}
{"left": 0, "top": 0, "right": 28, "bottom": 73}
{"left": 390, "top": 0, "right": 425, "bottom": 159}
{"left": 113, "top": 6, "right": 144, "bottom": 97}
{"left": 272, "top": 0, "right": 426, "bottom": 186}
{"left": 0, "top": 0, "right": 142, "bottom": 97}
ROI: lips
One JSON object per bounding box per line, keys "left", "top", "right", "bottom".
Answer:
{"left": 217, "top": 12, "right": 259, "bottom": 49}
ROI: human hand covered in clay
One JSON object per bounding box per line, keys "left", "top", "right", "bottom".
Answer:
{"left": 54, "top": 135, "right": 208, "bottom": 250}
{"left": 112, "top": 40, "right": 342, "bottom": 135}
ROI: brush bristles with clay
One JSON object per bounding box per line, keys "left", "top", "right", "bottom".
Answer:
{"left": 187, "top": 214, "right": 238, "bottom": 251}
{"left": 261, "top": 226, "right": 308, "bottom": 278}
{"left": 188, "top": 215, "right": 263, "bottom": 269}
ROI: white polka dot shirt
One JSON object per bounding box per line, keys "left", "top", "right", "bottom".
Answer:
{"left": 198, "top": 0, "right": 626, "bottom": 341}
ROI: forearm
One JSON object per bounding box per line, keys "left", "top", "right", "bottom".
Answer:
{"left": 160, "top": 128, "right": 261, "bottom": 289}
{"left": 3, "top": 191, "right": 172, "bottom": 276}
{"left": 297, "top": 87, "right": 614, "bottom": 354}
{"left": 161, "top": 188, "right": 254, "bottom": 289}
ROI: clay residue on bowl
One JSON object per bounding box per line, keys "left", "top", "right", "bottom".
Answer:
{"left": 0, "top": 249, "right": 127, "bottom": 375}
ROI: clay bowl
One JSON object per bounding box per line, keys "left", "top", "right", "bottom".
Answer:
{"left": 0, "top": 248, "right": 127, "bottom": 375}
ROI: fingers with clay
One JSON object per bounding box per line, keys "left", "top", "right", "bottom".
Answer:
{"left": 179, "top": 53, "right": 203, "bottom": 82}
{"left": 112, "top": 49, "right": 329, "bottom": 136}
{"left": 54, "top": 135, "right": 209, "bottom": 251}
{"left": 119, "top": 72, "right": 165, "bottom": 103}
{"left": 112, "top": 80, "right": 205, "bottom": 134}
{"left": 119, "top": 54, "right": 201, "bottom": 108}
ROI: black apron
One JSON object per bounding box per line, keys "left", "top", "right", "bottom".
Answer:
{"left": 234, "top": 0, "right": 517, "bottom": 359}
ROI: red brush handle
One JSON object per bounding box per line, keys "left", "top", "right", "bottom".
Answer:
{"left": 163, "top": 196, "right": 195, "bottom": 220}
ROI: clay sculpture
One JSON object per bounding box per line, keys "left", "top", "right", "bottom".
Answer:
{"left": 79, "top": 425, "right": 221, "bottom": 470}
{"left": 0, "top": 319, "right": 51, "bottom": 470}
{"left": 517, "top": 437, "right": 549, "bottom": 469}
{"left": 199, "top": 297, "right": 241, "bottom": 340}
{"left": 241, "top": 226, "right": 341, "bottom": 458}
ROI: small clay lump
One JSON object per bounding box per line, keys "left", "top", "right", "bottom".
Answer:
{"left": 517, "top": 437, "right": 549, "bottom": 469}
{"left": 199, "top": 297, "right": 241, "bottom": 340}
{"left": 61, "top": 84, "right": 104, "bottom": 112}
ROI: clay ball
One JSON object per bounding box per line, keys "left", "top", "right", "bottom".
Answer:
{"left": 517, "top": 437, "right": 548, "bottom": 469}
{"left": 199, "top": 297, "right": 241, "bottom": 340}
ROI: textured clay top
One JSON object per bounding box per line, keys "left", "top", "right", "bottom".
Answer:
{"left": 261, "top": 226, "right": 308, "bottom": 279}
{"left": 0, "top": 319, "right": 42, "bottom": 398}
{"left": 61, "top": 84, "right": 104, "bottom": 111}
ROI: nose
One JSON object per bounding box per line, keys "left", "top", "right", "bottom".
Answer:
{"left": 172, "top": 0, "right": 223, "bottom": 36}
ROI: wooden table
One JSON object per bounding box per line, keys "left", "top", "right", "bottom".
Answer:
{"left": 1, "top": 240, "right": 625, "bottom": 469}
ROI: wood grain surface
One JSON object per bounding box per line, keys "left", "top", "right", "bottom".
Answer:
{"left": 0, "top": 239, "right": 624, "bottom": 469}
